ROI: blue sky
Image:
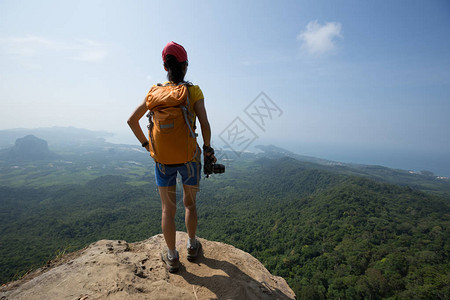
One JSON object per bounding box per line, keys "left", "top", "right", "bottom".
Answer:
{"left": 1, "top": 0, "right": 449, "bottom": 173}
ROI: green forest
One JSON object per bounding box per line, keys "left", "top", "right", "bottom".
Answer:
{"left": 1, "top": 152, "right": 449, "bottom": 299}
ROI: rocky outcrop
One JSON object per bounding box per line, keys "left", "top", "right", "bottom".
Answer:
{"left": 1, "top": 135, "right": 55, "bottom": 161}
{"left": 0, "top": 232, "right": 295, "bottom": 300}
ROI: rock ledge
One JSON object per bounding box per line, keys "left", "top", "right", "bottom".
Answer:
{"left": 0, "top": 232, "right": 295, "bottom": 300}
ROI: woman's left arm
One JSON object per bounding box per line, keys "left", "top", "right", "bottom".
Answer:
{"left": 127, "top": 98, "right": 149, "bottom": 151}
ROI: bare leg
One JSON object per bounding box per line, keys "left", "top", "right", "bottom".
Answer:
{"left": 159, "top": 185, "right": 177, "bottom": 250}
{"left": 183, "top": 184, "right": 199, "bottom": 239}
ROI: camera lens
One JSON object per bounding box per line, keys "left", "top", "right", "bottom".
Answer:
{"left": 212, "top": 163, "right": 225, "bottom": 174}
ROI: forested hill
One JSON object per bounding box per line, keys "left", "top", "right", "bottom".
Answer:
{"left": 198, "top": 158, "right": 450, "bottom": 298}
{"left": 1, "top": 155, "right": 449, "bottom": 299}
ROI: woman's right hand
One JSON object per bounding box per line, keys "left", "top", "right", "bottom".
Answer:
{"left": 204, "top": 150, "right": 217, "bottom": 163}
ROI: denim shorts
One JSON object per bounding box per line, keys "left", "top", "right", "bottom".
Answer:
{"left": 155, "top": 162, "right": 201, "bottom": 187}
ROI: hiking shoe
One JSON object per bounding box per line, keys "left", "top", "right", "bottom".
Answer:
{"left": 161, "top": 248, "right": 180, "bottom": 273}
{"left": 187, "top": 239, "right": 202, "bottom": 262}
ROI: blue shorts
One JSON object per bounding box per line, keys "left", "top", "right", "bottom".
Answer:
{"left": 155, "top": 162, "right": 201, "bottom": 187}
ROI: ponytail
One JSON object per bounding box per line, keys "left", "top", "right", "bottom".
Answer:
{"left": 164, "top": 54, "right": 187, "bottom": 84}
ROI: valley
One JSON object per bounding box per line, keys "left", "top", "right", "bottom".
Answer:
{"left": 0, "top": 128, "right": 449, "bottom": 299}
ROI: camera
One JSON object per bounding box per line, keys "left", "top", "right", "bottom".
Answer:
{"left": 203, "top": 145, "right": 225, "bottom": 178}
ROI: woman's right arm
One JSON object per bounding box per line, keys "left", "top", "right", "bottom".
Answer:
{"left": 127, "top": 98, "right": 149, "bottom": 151}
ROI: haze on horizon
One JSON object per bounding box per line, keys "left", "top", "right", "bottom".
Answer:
{"left": 1, "top": 0, "right": 449, "bottom": 174}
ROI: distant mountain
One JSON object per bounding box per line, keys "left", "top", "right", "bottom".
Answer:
{"left": 0, "top": 127, "right": 112, "bottom": 149}
{"left": 0, "top": 135, "right": 56, "bottom": 161}
{"left": 254, "top": 144, "right": 340, "bottom": 165}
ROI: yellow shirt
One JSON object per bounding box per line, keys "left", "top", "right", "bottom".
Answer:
{"left": 187, "top": 84, "right": 204, "bottom": 115}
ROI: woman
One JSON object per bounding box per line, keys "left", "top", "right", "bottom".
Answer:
{"left": 127, "top": 41, "right": 216, "bottom": 273}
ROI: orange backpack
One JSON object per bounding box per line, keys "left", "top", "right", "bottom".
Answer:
{"left": 145, "top": 83, "right": 198, "bottom": 164}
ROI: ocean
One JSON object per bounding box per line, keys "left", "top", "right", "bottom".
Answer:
{"left": 292, "top": 146, "right": 450, "bottom": 178}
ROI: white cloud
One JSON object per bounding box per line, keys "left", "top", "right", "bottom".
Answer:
{"left": 297, "top": 20, "right": 343, "bottom": 55}
{"left": 0, "top": 35, "right": 107, "bottom": 67}
{"left": 0, "top": 36, "right": 62, "bottom": 56}
{"left": 68, "top": 39, "right": 107, "bottom": 62}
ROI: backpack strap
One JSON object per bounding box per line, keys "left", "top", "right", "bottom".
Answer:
{"left": 180, "top": 82, "right": 200, "bottom": 162}
{"left": 181, "top": 85, "right": 198, "bottom": 138}
{"left": 146, "top": 111, "right": 155, "bottom": 152}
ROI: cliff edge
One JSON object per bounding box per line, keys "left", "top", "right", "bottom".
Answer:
{"left": 0, "top": 231, "right": 295, "bottom": 299}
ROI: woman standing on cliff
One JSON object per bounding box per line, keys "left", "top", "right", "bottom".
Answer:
{"left": 127, "top": 41, "right": 216, "bottom": 272}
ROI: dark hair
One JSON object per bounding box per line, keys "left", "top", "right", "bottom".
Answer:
{"left": 164, "top": 54, "right": 188, "bottom": 84}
